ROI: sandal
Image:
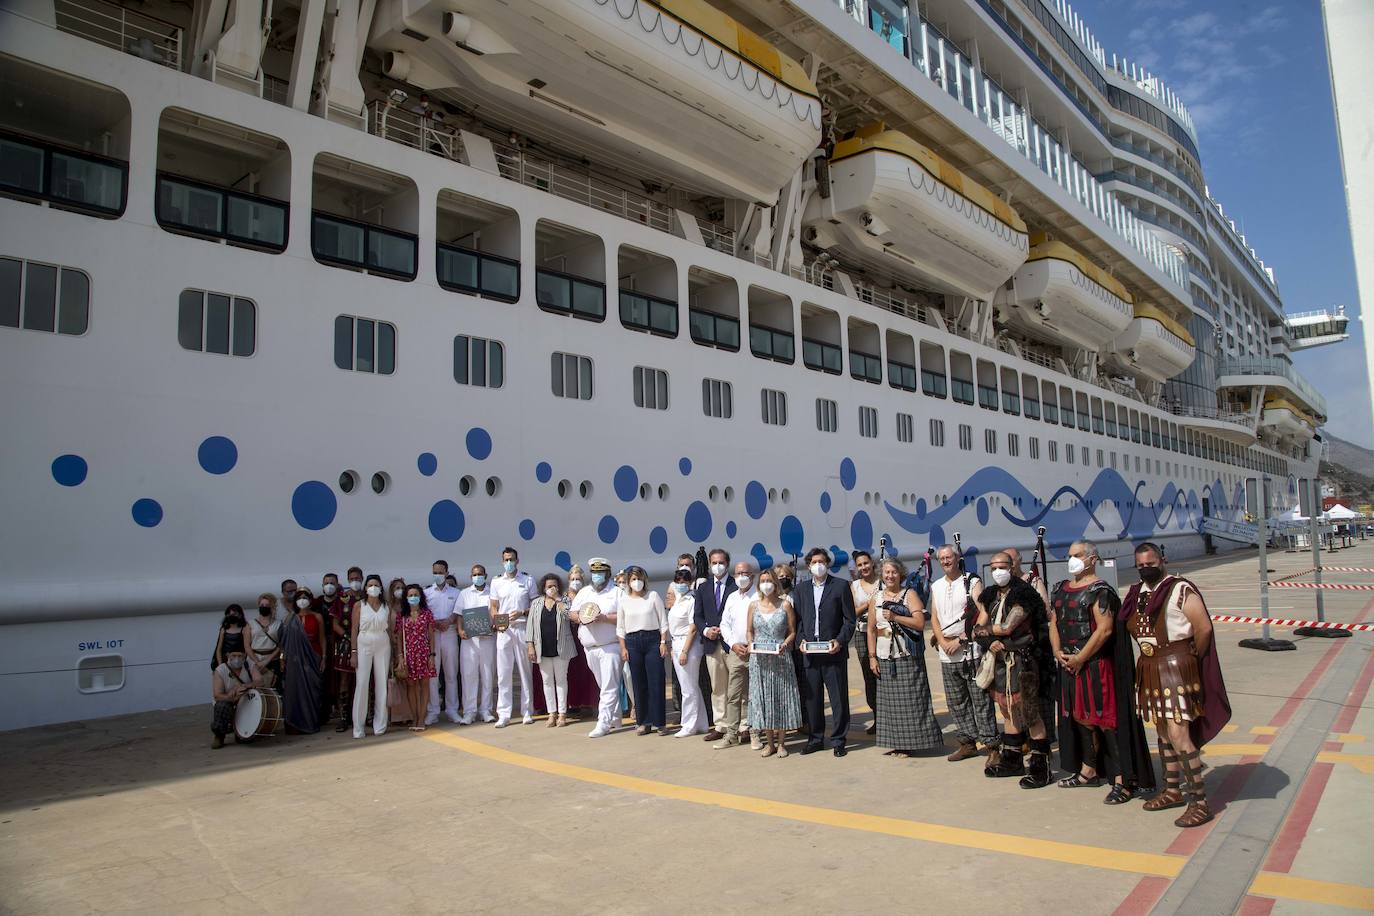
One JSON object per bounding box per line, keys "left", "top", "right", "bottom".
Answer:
{"left": 1142, "top": 788, "right": 1187, "bottom": 812}
{"left": 760, "top": 745, "right": 776, "bottom": 758}
{"left": 556, "top": 715, "right": 568, "bottom": 727}
{"left": 1174, "top": 800, "right": 1213, "bottom": 828}
{"left": 1103, "top": 784, "right": 1135, "bottom": 805}
{"left": 1058, "top": 772, "right": 1102, "bottom": 789}
{"left": 777, "top": 745, "right": 789, "bottom": 758}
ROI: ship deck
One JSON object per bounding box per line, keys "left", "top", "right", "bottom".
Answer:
{"left": 2, "top": 544, "right": 1372, "bottom": 915}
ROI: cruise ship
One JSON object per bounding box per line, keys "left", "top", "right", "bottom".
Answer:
{"left": 0, "top": 0, "right": 1349, "bottom": 729}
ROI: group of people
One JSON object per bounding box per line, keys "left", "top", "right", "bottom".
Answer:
{"left": 210, "top": 538, "right": 1231, "bottom": 828}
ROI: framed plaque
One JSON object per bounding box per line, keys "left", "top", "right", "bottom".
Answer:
{"left": 575, "top": 603, "right": 600, "bottom": 624}
{"left": 750, "top": 639, "right": 781, "bottom": 655}
{"left": 802, "top": 640, "right": 831, "bottom": 654}
{"left": 493, "top": 613, "right": 511, "bottom": 632}
{"left": 461, "top": 607, "right": 492, "bottom": 638}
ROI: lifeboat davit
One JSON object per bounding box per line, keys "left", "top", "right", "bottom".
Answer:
{"left": 804, "top": 123, "right": 1028, "bottom": 300}
{"left": 1107, "top": 303, "right": 1196, "bottom": 382}
{"left": 1000, "top": 235, "right": 1134, "bottom": 349}
{"left": 369, "top": 0, "right": 823, "bottom": 203}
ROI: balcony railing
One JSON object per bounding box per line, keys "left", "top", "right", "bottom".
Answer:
{"left": 367, "top": 100, "right": 463, "bottom": 163}
{"left": 54, "top": 0, "right": 182, "bottom": 70}
{"left": 437, "top": 243, "right": 519, "bottom": 302}
{"left": 888, "top": 359, "right": 918, "bottom": 391}
{"left": 803, "top": 337, "right": 843, "bottom": 374}
{"left": 492, "top": 142, "right": 674, "bottom": 234}
{"left": 620, "top": 290, "right": 678, "bottom": 338}
{"left": 536, "top": 267, "right": 605, "bottom": 321}
{"left": 1165, "top": 403, "right": 1258, "bottom": 431}
{"left": 311, "top": 211, "right": 415, "bottom": 279}
{"left": 1216, "top": 357, "right": 1327, "bottom": 417}
{"left": 1, "top": 131, "right": 126, "bottom": 217}
{"left": 749, "top": 323, "right": 795, "bottom": 364}
{"left": 158, "top": 173, "right": 288, "bottom": 252}
{"left": 850, "top": 349, "right": 883, "bottom": 384}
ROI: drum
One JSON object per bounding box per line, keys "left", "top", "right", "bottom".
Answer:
{"left": 234, "top": 687, "right": 284, "bottom": 741}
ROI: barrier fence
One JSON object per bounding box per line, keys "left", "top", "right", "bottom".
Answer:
{"left": 1211, "top": 615, "right": 1373, "bottom": 632}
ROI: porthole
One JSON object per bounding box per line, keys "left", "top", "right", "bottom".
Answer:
{"left": 708, "top": 485, "right": 720, "bottom": 502}
{"left": 781, "top": 488, "right": 791, "bottom": 504}
{"left": 639, "top": 482, "right": 651, "bottom": 501}
{"left": 339, "top": 470, "right": 359, "bottom": 494}
{"left": 723, "top": 486, "right": 735, "bottom": 503}
{"left": 459, "top": 475, "right": 475, "bottom": 497}
{"left": 485, "top": 477, "right": 501, "bottom": 497}
{"left": 579, "top": 480, "right": 593, "bottom": 499}
{"left": 768, "top": 487, "right": 777, "bottom": 504}
{"left": 557, "top": 479, "right": 571, "bottom": 499}
{"left": 371, "top": 472, "right": 390, "bottom": 494}
{"left": 657, "top": 484, "right": 670, "bottom": 501}
{"left": 874, "top": 490, "right": 881, "bottom": 504}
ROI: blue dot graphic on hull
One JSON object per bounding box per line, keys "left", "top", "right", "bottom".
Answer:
{"left": 417, "top": 453, "right": 438, "bottom": 477}
{"left": 649, "top": 526, "right": 668, "bottom": 554}
{"left": 679, "top": 457, "right": 692, "bottom": 476}
{"left": 745, "top": 481, "right": 767, "bottom": 520}
{"left": 929, "top": 525, "right": 945, "bottom": 550}
{"left": 536, "top": 461, "right": 552, "bottom": 483}
{"left": 554, "top": 551, "right": 572, "bottom": 571}
{"left": 976, "top": 498, "right": 990, "bottom": 526}
{"left": 779, "top": 515, "right": 804, "bottom": 556}
{"left": 598, "top": 515, "right": 620, "bottom": 544}
{"left": 750, "top": 542, "right": 775, "bottom": 571}
{"left": 465, "top": 427, "right": 492, "bottom": 461}
{"left": 519, "top": 519, "right": 536, "bottom": 540}
{"left": 614, "top": 465, "right": 639, "bottom": 502}
{"left": 197, "top": 436, "right": 237, "bottom": 475}
{"left": 839, "top": 458, "right": 857, "bottom": 491}
{"left": 428, "top": 500, "right": 465, "bottom": 542}
{"left": 829, "top": 546, "right": 849, "bottom": 570}
{"left": 131, "top": 498, "right": 163, "bottom": 528}
{"left": 726, "top": 521, "right": 737, "bottom": 539}
{"left": 51, "top": 454, "right": 87, "bottom": 487}
{"left": 684, "top": 501, "right": 712, "bottom": 542}
{"left": 915, "top": 498, "right": 927, "bottom": 519}
{"left": 292, "top": 481, "right": 337, "bottom": 531}
{"left": 850, "top": 511, "right": 873, "bottom": 552}
{"left": 819, "top": 492, "right": 832, "bottom": 513}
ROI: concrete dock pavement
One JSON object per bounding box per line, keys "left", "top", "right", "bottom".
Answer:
{"left": 2, "top": 543, "right": 1372, "bottom": 915}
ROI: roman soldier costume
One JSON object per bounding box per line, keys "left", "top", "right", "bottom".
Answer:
{"left": 975, "top": 577, "right": 1053, "bottom": 788}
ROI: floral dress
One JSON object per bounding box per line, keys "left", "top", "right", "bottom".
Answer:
{"left": 395, "top": 608, "right": 436, "bottom": 679}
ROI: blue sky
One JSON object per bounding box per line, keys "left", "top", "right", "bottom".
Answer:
{"left": 1073, "top": 0, "right": 1372, "bottom": 448}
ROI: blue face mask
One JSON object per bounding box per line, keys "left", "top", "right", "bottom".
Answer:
{"left": 672, "top": 582, "right": 690, "bottom": 595}
{"left": 472, "top": 575, "right": 486, "bottom": 588}
{"left": 591, "top": 572, "right": 607, "bottom": 588}
{"left": 407, "top": 595, "right": 421, "bottom": 607}
{"left": 503, "top": 560, "right": 516, "bottom": 574}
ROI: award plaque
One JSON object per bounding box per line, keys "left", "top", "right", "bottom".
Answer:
{"left": 461, "top": 607, "right": 492, "bottom": 638}
{"left": 576, "top": 603, "right": 600, "bottom": 624}
{"left": 493, "top": 613, "right": 511, "bottom": 632}
{"left": 750, "top": 639, "right": 781, "bottom": 655}
{"left": 802, "top": 640, "right": 831, "bottom": 654}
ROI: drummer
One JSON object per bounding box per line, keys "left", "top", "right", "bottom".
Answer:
{"left": 211, "top": 649, "right": 261, "bottom": 749}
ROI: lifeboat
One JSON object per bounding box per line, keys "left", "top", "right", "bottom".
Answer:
{"left": 999, "top": 235, "right": 1134, "bottom": 349}
{"left": 368, "top": 0, "right": 822, "bottom": 204}
{"left": 1261, "top": 397, "right": 1316, "bottom": 441}
{"left": 803, "top": 123, "right": 1028, "bottom": 300}
{"left": 1107, "top": 303, "right": 1195, "bottom": 382}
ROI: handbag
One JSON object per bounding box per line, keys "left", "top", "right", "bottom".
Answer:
{"left": 974, "top": 651, "right": 997, "bottom": 689}
{"left": 394, "top": 617, "right": 410, "bottom": 680}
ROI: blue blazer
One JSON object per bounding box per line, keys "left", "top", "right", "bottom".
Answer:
{"left": 692, "top": 577, "right": 736, "bottom": 651}
{"left": 791, "top": 575, "right": 856, "bottom": 666}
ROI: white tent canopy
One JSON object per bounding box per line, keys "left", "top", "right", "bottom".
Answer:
{"left": 1325, "top": 503, "right": 1360, "bottom": 520}
{"left": 1276, "top": 505, "right": 1306, "bottom": 522}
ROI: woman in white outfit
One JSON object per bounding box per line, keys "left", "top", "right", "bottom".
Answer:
{"left": 527, "top": 573, "right": 577, "bottom": 727}
{"left": 667, "top": 567, "right": 707, "bottom": 737}
{"left": 350, "top": 574, "right": 394, "bottom": 738}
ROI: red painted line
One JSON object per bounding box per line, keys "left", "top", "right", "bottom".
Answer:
{"left": 1333, "top": 640, "right": 1374, "bottom": 734}
{"left": 1236, "top": 895, "right": 1277, "bottom": 916}
{"left": 1111, "top": 876, "right": 1171, "bottom": 916}
{"left": 1262, "top": 763, "right": 1334, "bottom": 872}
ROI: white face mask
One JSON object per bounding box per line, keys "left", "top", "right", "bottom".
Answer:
{"left": 322, "top": 583, "right": 337, "bottom": 596}
{"left": 735, "top": 574, "right": 751, "bottom": 590}
{"left": 296, "top": 597, "right": 311, "bottom": 609}
{"left": 393, "top": 588, "right": 404, "bottom": 599}
{"left": 759, "top": 581, "right": 776, "bottom": 596}
{"left": 366, "top": 585, "right": 383, "bottom": 598}
{"left": 991, "top": 568, "right": 1012, "bottom": 587}
{"left": 630, "top": 579, "right": 645, "bottom": 593}
{"left": 1066, "top": 556, "right": 1087, "bottom": 576}
{"left": 348, "top": 579, "right": 362, "bottom": 592}
{"left": 434, "top": 574, "right": 446, "bottom": 586}
{"left": 810, "top": 562, "right": 827, "bottom": 579}
{"left": 569, "top": 579, "right": 583, "bottom": 592}
{"left": 711, "top": 563, "right": 726, "bottom": 578}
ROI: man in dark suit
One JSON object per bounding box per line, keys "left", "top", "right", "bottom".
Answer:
{"left": 692, "top": 547, "right": 735, "bottom": 742}
{"left": 791, "top": 546, "right": 856, "bottom": 756}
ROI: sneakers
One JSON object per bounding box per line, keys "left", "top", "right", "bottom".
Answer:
{"left": 673, "top": 728, "right": 696, "bottom": 738}
{"left": 457, "top": 716, "right": 474, "bottom": 726}
{"left": 703, "top": 729, "right": 725, "bottom": 742}
{"left": 749, "top": 732, "right": 764, "bottom": 751}
{"left": 588, "top": 725, "right": 611, "bottom": 738}
{"left": 481, "top": 714, "right": 496, "bottom": 723}
{"left": 445, "top": 713, "right": 461, "bottom": 724}
{"left": 522, "top": 715, "right": 534, "bottom": 725}
{"left": 713, "top": 733, "right": 741, "bottom": 749}
{"left": 494, "top": 718, "right": 510, "bottom": 728}
{"left": 424, "top": 714, "right": 439, "bottom": 726}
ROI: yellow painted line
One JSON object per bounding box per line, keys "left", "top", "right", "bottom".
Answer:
{"left": 1221, "top": 724, "right": 1240, "bottom": 734}
{"left": 1316, "top": 751, "right": 1374, "bottom": 774}
{"left": 1203, "top": 743, "right": 1271, "bottom": 756}
{"left": 1332, "top": 733, "right": 1365, "bottom": 743}
{"left": 1250, "top": 726, "right": 1279, "bottom": 736}
{"left": 418, "top": 730, "right": 1184, "bottom": 877}
{"left": 1250, "top": 873, "right": 1374, "bottom": 911}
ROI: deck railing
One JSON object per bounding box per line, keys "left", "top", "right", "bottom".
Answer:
{"left": 53, "top": 0, "right": 182, "bottom": 70}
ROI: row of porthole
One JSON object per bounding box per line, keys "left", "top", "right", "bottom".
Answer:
{"left": 459, "top": 475, "right": 503, "bottom": 498}
{"left": 860, "top": 490, "right": 883, "bottom": 506}
{"left": 706, "top": 486, "right": 793, "bottom": 505}
{"left": 339, "top": 471, "right": 390, "bottom": 494}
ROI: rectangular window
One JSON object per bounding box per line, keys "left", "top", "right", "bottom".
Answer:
{"left": 984, "top": 428, "right": 997, "bottom": 454}
{"left": 921, "top": 367, "right": 948, "bottom": 398}
{"left": 2, "top": 132, "right": 127, "bottom": 217}
{"left": 1023, "top": 395, "right": 1041, "bottom": 420}
{"left": 1111, "top": 451, "right": 1118, "bottom": 469}
{"left": 550, "top": 352, "right": 593, "bottom": 399}
{"left": 816, "top": 398, "right": 838, "bottom": 432}
{"left": 312, "top": 211, "right": 412, "bottom": 278}
{"left": 958, "top": 423, "right": 972, "bottom": 451}
{"left": 1048, "top": 440, "right": 1059, "bottom": 462}
{"left": 632, "top": 366, "right": 669, "bottom": 410}
{"left": 1030, "top": 437, "right": 1040, "bottom": 461}
{"left": 951, "top": 378, "right": 975, "bottom": 405}
{"left": 850, "top": 350, "right": 883, "bottom": 384}
{"left": 702, "top": 378, "right": 733, "bottom": 418}
{"left": 438, "top": 243, "right": 520, "bottom": 303}
{"left": 1002, "top": 390, "right": 1021, "bottom": 415}
{"left": 1, "top": 258, "right": 89, "bottom": 336}
{"left": 1097, "top": 449, "right": 1104, "bottom": 468}
{"left": 858, "top": 406, "right": 879, "bottom": 438}
{"left": 978, "top": 384, "right": 998, "bottom": 411}
{"left": 536, "top": 268, "right": 606, "bottom": 321}
{"left": 453, "top": 335, "right": 504, "bottom": 388}
{"left": 334, "top": 315, "right": 395, "bottom": 374}
{"left": 179, "top": 289, "right": 254, "bottom": 356}
{"left": 749, "top": 323, "right": 795, "bottom": 363}
{"left": 888, "top": 359, "right": 918, "bottom": 392}
{"left": 620, "top": 290, "right": 678, "bottom": 338}
{"left": 803, "top": 337, "right": 843, "bottom": 374}
{"left": 1009, "top": 433, "right": 1020, "bottom": 458}
{"left": 1066, "top": 443, "right": 1075, "bottom": 464}
{"left": 761, "top": 388, "right": 788, "bottom": 426}
{"left": 929, "top": 418, "right": 945, "bottom": 447}
{"left": 896, "top": 412, "right": 913, "bottom": 443}
{"left": 689, "top": 308, "right": 740, "bottom": 350}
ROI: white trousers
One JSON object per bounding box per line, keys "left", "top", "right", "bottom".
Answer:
{"left": 496, "top": 624, "right": 533, "bottom": 719}
{"left": 672, "top": 639, "right": 706, "bottom": 734}
{"left": 537, "top": 654, "right": 570, "bottom": 715}
{"left": 586, "top": 643, "right": 623, "bottom": 731}
{"left": 460, "top": 635, "right": 496, "bottom": 719}
{"left": 427, "top": 627, "right": 459, "bottom": 719}
{"left": 352, "top": 631, "right": 391, "bottom": 738}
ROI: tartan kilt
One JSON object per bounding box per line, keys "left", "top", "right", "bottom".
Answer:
{"left": 875, "top": 655, "right": 943, "bottom": 750}
{"left": 211, "top": 700, "right": 237, "bottom": 736}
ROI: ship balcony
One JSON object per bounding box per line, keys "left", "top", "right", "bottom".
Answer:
{"left": 1284, "top": 307, "right": 1349, "bottom": 350}
{"left": 1216, "top": 357, "right": 1328, "bottom": 422}
{"left": 1165, "top": 404, "right": 1258, "bottom": 446}
{"left": 1003, "top": 238, "right": 1134, "bottom": 350}
{"left": 53, "top": 0, "right": 183, "bottom": 71}
{"left": 1261, "top": 403, "right": 1316, "bottom": 441}
{"left": 1109, "top": 316, "right": 1195, "bottom": 382}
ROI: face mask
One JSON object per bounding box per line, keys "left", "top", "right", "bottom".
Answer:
{"left": 227, "top": 616, "right": 244, "bottom": 627}
{"left": 407, "top": 595, "right": 421, "bottom": 607}
{"left": 592, "top": 572, "right": 607, "bottom": 588}
{"left": 1138, "top": 566, "right": 1164, "bottom": 586}
{"left": 283, "top": 590, "right": 296, "bottom": 602}
{"left": 366, "top": 585, "right": 382, "bottom": 598}
{"left": 503, "top": 560, "right": 516, "bottom": 574}
{"left": 323, "top": 583, "right": 337, "bottom": 596}
{"left": 991, "top": 569, "right": 1012, "bottom": 587}
{"left": 678, "top": 565, "right": 693, "bottom": 575}
{"left": 392, "top": 588, "right": 404, "bottom": 599}
{"left": 472, "top": 575, "right": 486, "bottom": 588}
{"left": 1067, "top": 556, "right": 1087, "bottom": 576}
{"left": 569, "top": 579, "right": 583, "bottom": 591}
{"left": 258, "top": 605, "right": 272, "bottom": 615}
{"left": 735, "top": 575, "right": 751, "bottom": 590}
{"left": 296, "top": 597, "right": 311, "bottom": 609}
{"left": 810, "top": 563, "right": 827, "bottom": 579}
{"left": 545, "top": 585, "right": 559, "bottom": 596}
{"left": 349, "top": 579, "right": 362, "bottom": 592}
{"left": 711, "top": 563, "right": 726, "bottom": 577}
{"left": 759, "top": 581, "right": 775, "bottom": 596}
{"left": 672, "top": 582, "right": 689, "bottom": 595}
{"left": 228, "top": 657, "right": 244, "bottom": 671}
{"left": 630, "top": 579, "right": 644, "bottom": 593}
{"left": 434, "top": 574, "right": 446, "bottom": 586}
{"left": 778, "top": 579, "right": 793, "bottom": 592}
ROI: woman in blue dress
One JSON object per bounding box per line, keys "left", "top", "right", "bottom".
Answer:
{"left": 746, "top": 567, "right": 801, "bottom": 757}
